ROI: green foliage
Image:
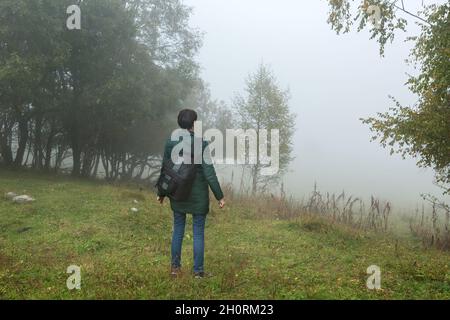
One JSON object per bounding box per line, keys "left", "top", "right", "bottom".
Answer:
{"left": 184, "top": 79, "right": 234, "bottom": 132}
{"left": 362, "top": 4, "right": 450, "bottom": 194}
{"left": 326, "top": 0, "right": 407, "bottom": 56}
{"left": 0, "top": 0, "right": 202, "bottom": 179}
{"left": 234, "top": 64, "right": 296, "bottom": 193}
{"left": 327, "top": 1, "right": 450, "bottom": 194}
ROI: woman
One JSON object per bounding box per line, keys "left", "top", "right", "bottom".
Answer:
{"left": 157, "top": 109, "right": 225, "bottom": 279}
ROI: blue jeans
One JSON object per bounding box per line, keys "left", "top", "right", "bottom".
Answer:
{"left": 171, "top": 212, "right": 206, "bottom": 273}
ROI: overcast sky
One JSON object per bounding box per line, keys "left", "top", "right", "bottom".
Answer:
{"left": 183, "top": 0, "right": 449, "bottom": 209}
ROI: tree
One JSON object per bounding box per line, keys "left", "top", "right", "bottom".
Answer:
{"left": 234, "top": 64, "right": 296, "bottom": 194}
{"left": 326, "top": 1, "right": 450, "bottom": 194}
{"left": 184, "top": 79, "right": 234, "bottom": 132}
{"left": 0, "top": 0, "right": 202, "bottom": 181}
{"left": 327, "top": 0, "right": 407, "bottom": 56}
{"left": 0, "top": 0, "right": 66, "bottom": 168}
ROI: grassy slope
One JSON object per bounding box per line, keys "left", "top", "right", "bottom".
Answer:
{"left": 0, "top": 169, "right": 449, "bottom": 299}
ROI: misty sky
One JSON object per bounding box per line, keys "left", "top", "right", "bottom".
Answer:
{"left": 184, "top": 0, "right": 449, "bottom": 209}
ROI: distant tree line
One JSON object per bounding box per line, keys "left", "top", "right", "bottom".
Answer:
{"left": 0, "top": 0, "right": 297, "bottom": 193}
{"left": 0, "top": 0, "right": 202, "bottom": 181}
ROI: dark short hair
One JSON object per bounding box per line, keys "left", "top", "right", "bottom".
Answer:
{"left": 177, "top": 109, "right": 197, "bottom": 129}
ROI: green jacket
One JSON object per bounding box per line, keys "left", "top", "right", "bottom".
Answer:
{"left": 161, "top": 131, "right": 224, "bottom": 215}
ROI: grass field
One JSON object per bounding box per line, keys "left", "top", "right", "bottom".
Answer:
{"left": 0, "top": 169, "right": 449, "bottom": 299}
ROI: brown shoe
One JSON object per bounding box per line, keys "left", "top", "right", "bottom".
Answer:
{"left": 170, "top": 267, "right": 181, "bottom": 278}
{"left": 193, "top": 271, "right": 205, "bottom": 279}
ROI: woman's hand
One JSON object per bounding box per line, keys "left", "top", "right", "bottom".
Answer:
{"left": 218, "top": 198, "right": 225, "bottom": 209}
{"left": 157, "top": 196, "right": 165, "bottom": 204}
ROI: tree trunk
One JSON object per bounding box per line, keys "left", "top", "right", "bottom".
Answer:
{"left": 44, "top": 127, "right": 55, "bottom": 171}
{"left": 72, "top": 143, "right": 81, "bottom": 177}
{"left": 0, "top": 126, "right": 13, "bottom": 166}
{"left": 81, "top": 149, "right": 92, "bottom": 177}
{"left": 14, "top": 118, "right": 29, "bottom": 167}
{"left": 33, "top": 115, "right": 43, "bottom": 169}
{"left": 92, "top": 153, "right": 100, "bottom": 178}
{"left": 251, "top": 168, "right": 258, "bottom": 195}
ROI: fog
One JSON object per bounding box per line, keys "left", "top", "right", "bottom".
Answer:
{"left": 184, "top": 0, "right": 449, "bottom": 209}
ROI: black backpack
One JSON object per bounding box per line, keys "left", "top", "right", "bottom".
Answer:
{"left": 156, "top": 142, "right": 198, "bottom": 201}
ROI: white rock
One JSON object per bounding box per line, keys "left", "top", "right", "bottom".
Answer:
{"left": 133, "top": 200, "right": 139, "bottom": 204}
{"left": 12, "top": 195, "right": 35, "bottom": 204}
{"left": 5, "top": 192, "right": 18, "bottom": 199}
{"left": 130, "top": 207, "right": 139, "bottom": 213}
